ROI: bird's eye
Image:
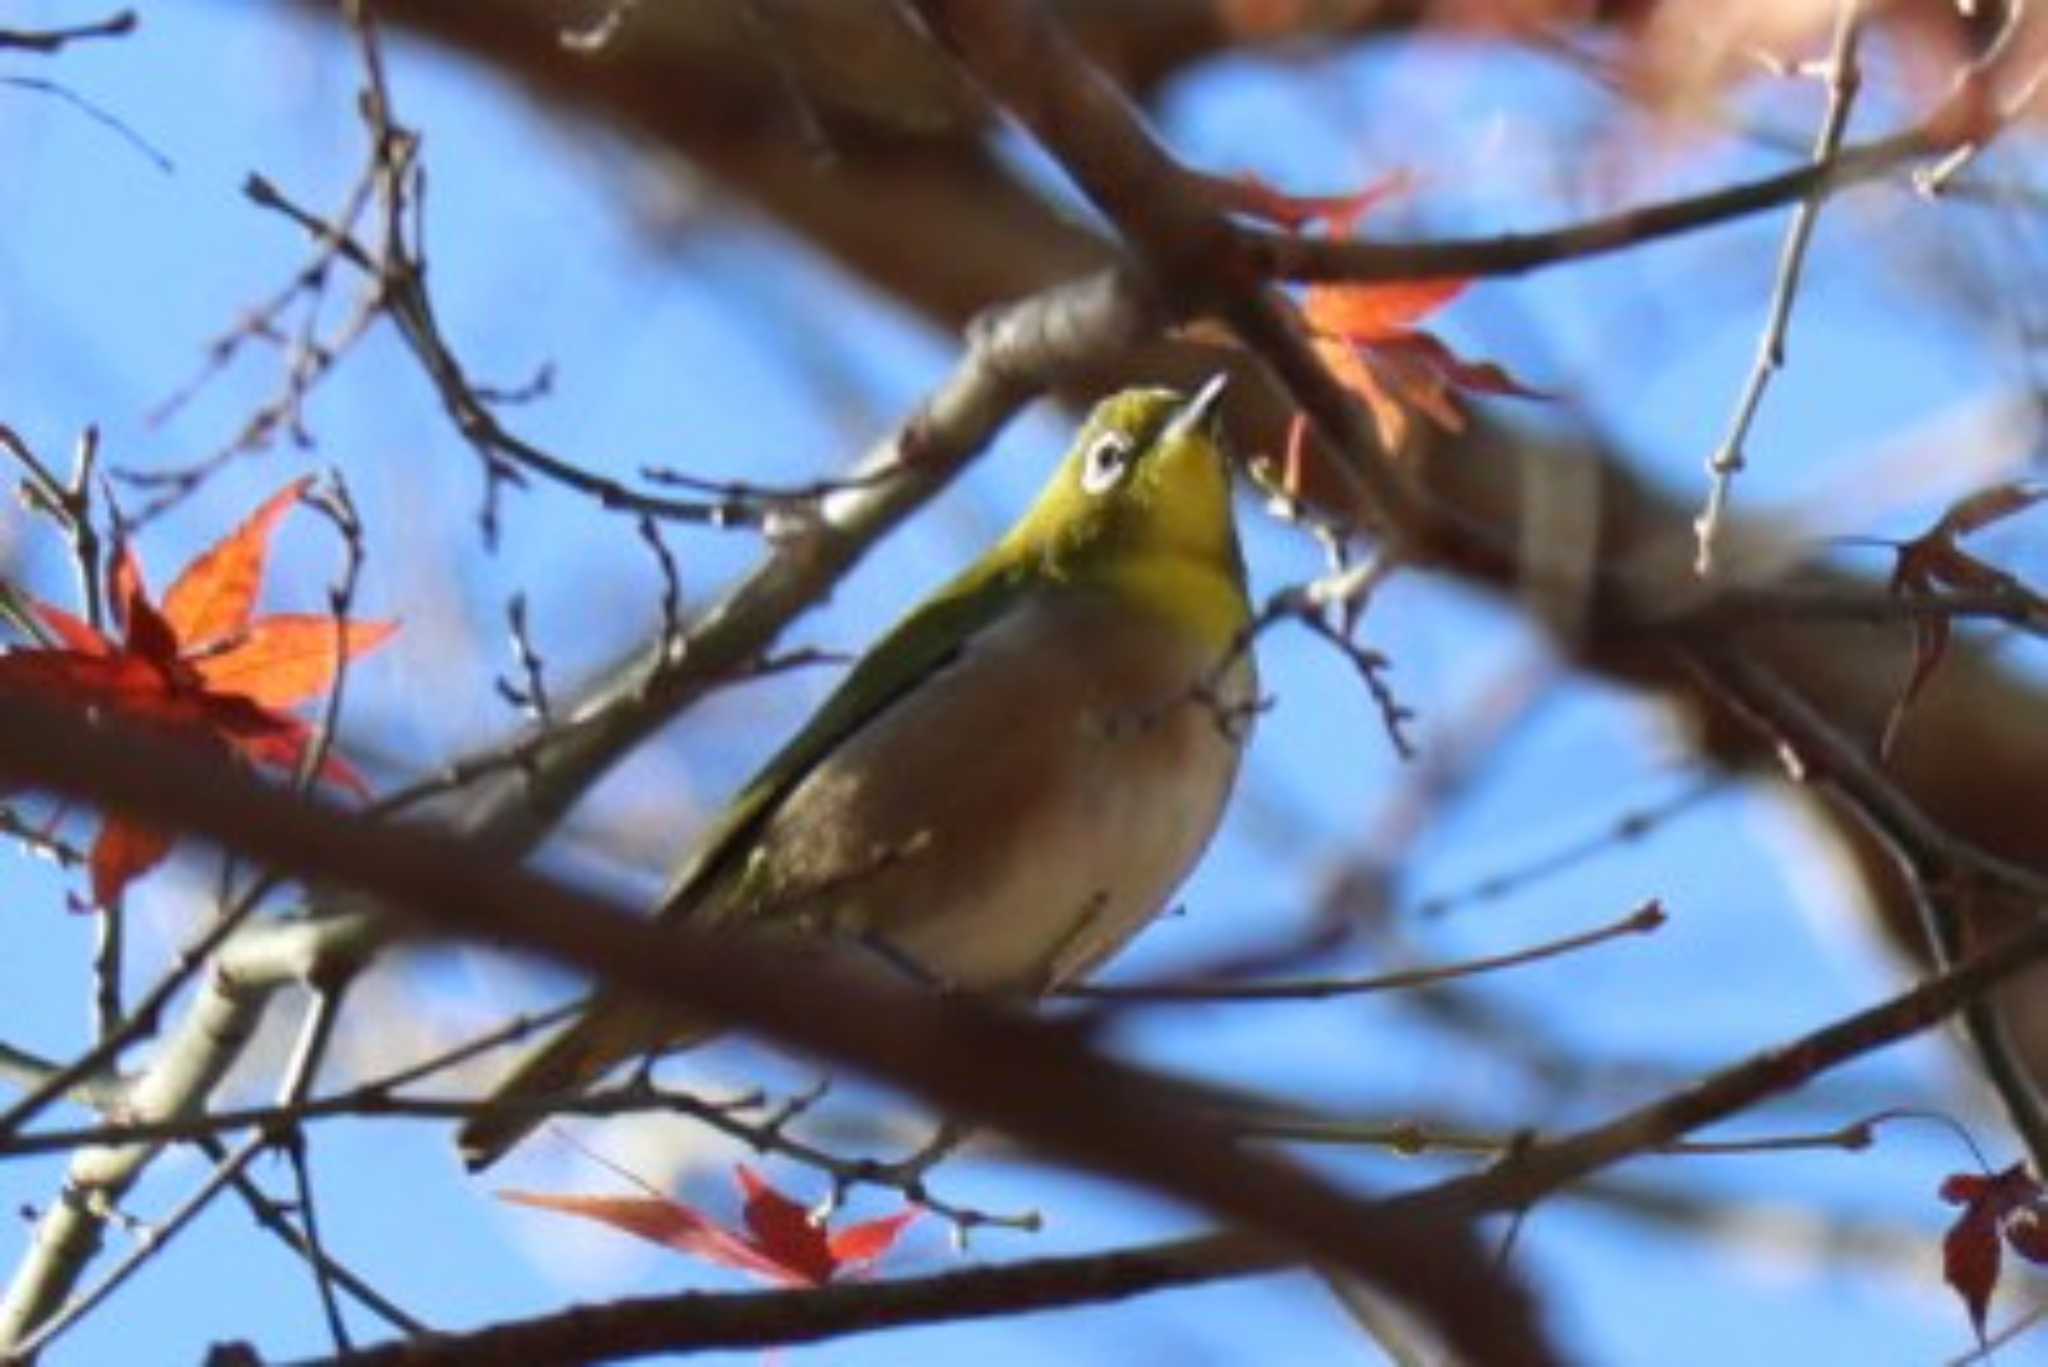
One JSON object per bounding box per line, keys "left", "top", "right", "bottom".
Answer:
{"left": 1080, "top": 430, "right": 1136, "bottom": 495}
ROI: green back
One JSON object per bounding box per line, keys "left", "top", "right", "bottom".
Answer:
{"left": 658, "top": 555, "right": 1027, "bottom": 919}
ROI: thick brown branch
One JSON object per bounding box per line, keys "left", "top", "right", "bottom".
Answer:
{"left": 264, "top": 1232, "right": 1272, "bottom": 1367}
{"left": 0, "top": 695, "right": 1551, "bottom": 1366}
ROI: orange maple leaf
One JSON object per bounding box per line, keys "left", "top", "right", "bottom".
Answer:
{"left": 1293, "top": 176, "right": 1545, "bottom": 459}
{"left": 500, "top": 1164, "right": 919, "bottom": 1288}
{"left": 1218, "top": 172, "right": 1546, "bottom": 507}
{"left": 0, "top": 478, "right": 396, "bottom": 906}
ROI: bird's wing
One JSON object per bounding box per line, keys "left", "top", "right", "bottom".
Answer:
{"left": 657, "top": 557, "right": 1029, "bottom": 919}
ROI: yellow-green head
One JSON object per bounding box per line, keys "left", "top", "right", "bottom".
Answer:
{"left": 992, "top": 375, "right": 1248, "bottom": 652}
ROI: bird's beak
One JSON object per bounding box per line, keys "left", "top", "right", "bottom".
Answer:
{"left": 1165, "top": 372, "right": 1229, "bottom": 444}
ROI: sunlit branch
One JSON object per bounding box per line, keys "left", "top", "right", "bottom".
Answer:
{"left": 6, "top": 1135, "right": 266, "bottom": 1361}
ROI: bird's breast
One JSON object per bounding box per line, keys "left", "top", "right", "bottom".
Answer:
{"left": 738, "top": 587, "right": 1253, "bottom": 992}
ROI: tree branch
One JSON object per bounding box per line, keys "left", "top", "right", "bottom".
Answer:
{"left": 0, "top": 691, "right": 1552, "bottom": 1366}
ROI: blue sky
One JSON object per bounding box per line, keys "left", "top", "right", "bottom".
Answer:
{"left": 1, "top": 3, "right": 2043, "bottom": 1362}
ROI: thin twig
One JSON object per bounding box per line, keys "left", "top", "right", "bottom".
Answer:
{"left": 294, "top": 475, "right": 367, "bottom": 800}
{"left": 1416, "top": 779, "right": 1721, "bottom": 917}
{"left": 1694, "top": 2, "right": 1865, "bottom": 575}
{"left": 0, "top": 10, "right": 134, "bottom": 53}
{"left": 1237, "top": 1110, "right": 1901, "bottom": 1158}
{"left": 201, "top": 1132, "right": 428, "bottom": 1339}
{"left": 494, "top": 593, "right": 552, "bottom": 723}
{"left": 275, "top": 988, "right": 351, "bottom": 1354}
{"left": 0, "top": 1043, "right": 123, "bottom": 1114}
{"left": 636, "top": 514, "right": 684, "bottom": 664}
{"left": 90, "top": 898, "right": 121, "bottom": 1045}
{"left": 1063, "top": 901, "right": 1664, "bottom": 1004}
{"left": 0, "top": 76, "right": 169, "bottom": 174}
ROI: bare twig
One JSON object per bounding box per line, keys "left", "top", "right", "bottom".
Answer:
{"left": 0, "top": 891, "right": 266, "bottom": 1144}
{"left": 0, "top": 10, "right": 134, "bottom": 53}
{"left": 1241, "top": 1108, "right": 1913, "bottom": 1159}
{"left": 274, "top": 989, "right": 351, "bottom": 1354}
{"left": 0, "top": 809, "right": 84, "bottom": 870}
{"left": 202, "top": 1132, "right": 427, "bottom": 1339}
{"left": 0, "top": 1043, "right": 122, "bottom": 1115}
{"left": 294, "top": 476, "right": 365, "bottom": 799}
{"left": 1064, "top": 901, "right": 1665, "bottom": 1004}
{"left": 0, "top": 422, "right": 103, "bottom": 630}
{"left": 635, "top": 514, "right": 684, "bottom": 663}
{"left": 494, "top": 594, "right": 552, "bottom": 724}
{"left": 1694, "top": 3, "right": 1866, "bottom": 575}
{"left": 0, "top": 76, "right": 169, "bottom": 173}
{"left": 1417, "top": 780, "right": 1721, "bottom": 917}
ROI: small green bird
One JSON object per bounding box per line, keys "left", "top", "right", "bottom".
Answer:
{"left": 459, "top": 377, "right": 1255, "bottom": 1171}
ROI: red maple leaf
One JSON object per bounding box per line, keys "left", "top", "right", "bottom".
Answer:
{"left": 0, "top": 478, "right": 396, "bottom": 906}
{"left": 1293, "top": 177, "right": 1545, "bottom": 459}
{"left": 1939, "top": 1162, "right": 2048, "bottom": 1340}
{"left": 500, "top": 1164, "right": 919, "bottom": 1288}
{"left": 1215, "top": 172, "right": 1545, "bottom": 507}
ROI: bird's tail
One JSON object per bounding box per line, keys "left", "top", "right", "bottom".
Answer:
{"left": 457, "top": 1000, "right": 712, "bottom": 1173}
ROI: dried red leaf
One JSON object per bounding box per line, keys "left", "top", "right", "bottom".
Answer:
{"left": 0, "top": 481, "right": 394, "bottom": 906}
{"left": 1224, "top": 169, "right": 1546, "bottom": 464}
{"left": 2009, "top": 1205, "right": 2048, "bottom": 1264}
{"left": 500, "top": 1165, "right": 918, "bottom": 1289}
{"left": 111, "top": 541, "right": 178, "bottom": 667}
{"left": 826, "top": 1208, "right": 922, "bottom": 1273}
{"left": 1938, "top": 481, "right": 2048, "bottom": 539}
{"left": 1939, "top": 1163, "right": 2048, "bottom": 1338}
{"left": 497, "top": 1190, "right": 796, "bottom": 1284}
{"left": 31, "top": 601, "right": 111, "bottom": 656}
{"left": 1307, "top": 275, "right": 1470, "bottom": 339}
{"left": 1220, "top": 170, "right": 1413, "bottom": 234}
{"left": 737, "top": 1165, "right": 838, "bottom": 1286}
{"left": 163, "top": 477, "right": 312, "bottom": 647}
{"left": 108, "top": 538, "right": 148, "bottom": 630}
{"left": 192, "top": 617, "right": 397, "bottom": 711}
{"left": 230, "top": 724, "right": 372, "bottom": 799}
{"left": 1884, "top": 485, "right": 2048, "bottom": 757}
{"left": 89, "top": 817, "right": 175, "bottom": 911}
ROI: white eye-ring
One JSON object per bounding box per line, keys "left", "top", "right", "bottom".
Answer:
{"left": 1080, "top": 430, "right": 1136, "bottom": 494}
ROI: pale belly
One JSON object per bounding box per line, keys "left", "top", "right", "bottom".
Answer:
{"left": 726, "top": 588, "right": 1253, "bottom": 993}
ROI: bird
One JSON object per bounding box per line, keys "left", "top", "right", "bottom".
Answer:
{"left": 458, "top": 376, "right": 1256, "bottom": 1172}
